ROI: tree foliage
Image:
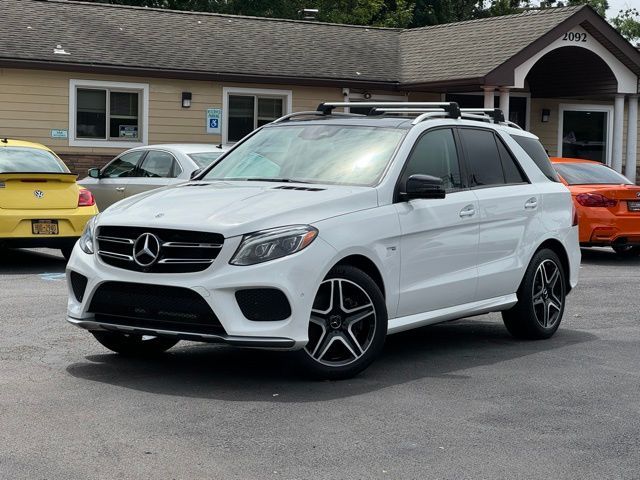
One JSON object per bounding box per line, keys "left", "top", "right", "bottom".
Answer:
{"left": 611, "top": 8, "right": 640, "bottom": 45}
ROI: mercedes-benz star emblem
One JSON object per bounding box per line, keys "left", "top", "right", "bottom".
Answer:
{"left": 133, "top": 233, "right": 161, "bottom": 267}
{"left": 34, "top": 190, "right": 44, "bottom": 198}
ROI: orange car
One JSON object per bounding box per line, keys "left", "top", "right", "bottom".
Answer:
{"left": 551, "top": 157, "right": 640, "bottom": 257}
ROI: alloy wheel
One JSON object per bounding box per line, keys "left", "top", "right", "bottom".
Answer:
{"left": 305, "top": 278, "right": 377, "bottom": 367}
{"left": 531, "top": 259, "right": 564, "bottom": 328}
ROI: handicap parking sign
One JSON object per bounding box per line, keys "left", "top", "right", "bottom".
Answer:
{"left": 206, "top": 108, "right": 222, "bottom": 134}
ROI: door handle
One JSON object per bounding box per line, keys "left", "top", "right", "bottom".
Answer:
{"left": 115, "top": 187, "right": 125, "bottom": 192}
{"left": 459, "top": 205, "right": 476, "bottom": 218}
{"left": 524, "top": 197, "right": 538, "bottom": 209}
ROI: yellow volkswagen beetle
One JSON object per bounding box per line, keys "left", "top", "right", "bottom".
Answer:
{"left": 0, "top": 138, "right": 98, "bottom": 260}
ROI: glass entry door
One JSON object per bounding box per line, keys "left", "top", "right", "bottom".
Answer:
{"left": 559, "top": 106, "right": 611, "bottom": 164}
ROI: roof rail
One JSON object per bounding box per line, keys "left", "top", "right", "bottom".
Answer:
{"left": 460, "top": 108, "right": 505, "bottom": 123}
{"left": 271, "top": 110, "right": 363, "bottom": 124}
{"left": 317, "top": 102, "right": 461, "bottom": 119}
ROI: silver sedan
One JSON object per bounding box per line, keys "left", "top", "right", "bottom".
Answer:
{"left": 78, "top": 144, "right": 228, "bottom": 210}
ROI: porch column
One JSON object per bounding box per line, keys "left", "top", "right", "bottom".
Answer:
{"left": 483, "top": 86, "right": 495, "bottom": 109}
{"left": 612, "top": 94, "right": 625, "bottom": 173}
{"left": 499, "top": 87, "right": 510, "bottom": 121}
{"left": 625, "top": 95, "right": 638, "bottom": 183}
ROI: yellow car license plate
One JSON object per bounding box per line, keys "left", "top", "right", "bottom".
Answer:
{"left": 32, "top": 220, "right": 59, "bottom": 235}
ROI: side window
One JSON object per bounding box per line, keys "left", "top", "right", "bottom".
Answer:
{"left": 101, "top": 151, "right": 144, "bottom": 178}
{"left": 139, "top": 151, "right": 177, "bottom": 178}
{"left": 459, "top": 128, "right": 505, "bottom": 187}
{"left": 496, "top": 138, "right": 527, "bottom": 184}
{"left": 402, "top": 128, "right": 463, "bottom": 192}
{"left": 511, "top": 134, "right": 560, "bottom": 182}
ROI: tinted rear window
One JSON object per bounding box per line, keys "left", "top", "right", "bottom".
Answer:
{"left": 554, "top": 162, "right": 632, "bottom": 185}
{"left": 0, "top": 147, "right": 68, "bottom": 173}
{"left": 511, "top": 135, "right": 559, "bottom": 182}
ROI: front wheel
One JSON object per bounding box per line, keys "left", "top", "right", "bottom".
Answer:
{"left": 502, "top": 249, "right": 567, "bottom": 340}
{"left": 92, "top": 331, "right": 179, "bottom": 356}
{"left": 612, "top": 245, "right": 640, "bottom": 257}
{"left": 294, "top": 265, "right": 387, "bottom": 380}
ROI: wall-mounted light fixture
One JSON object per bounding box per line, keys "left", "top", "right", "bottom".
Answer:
{"left": 541, "top": 108, "right": 550, "bottom": 123}
{"left": 182, "top": 92, "right": 192, "bottom": 108}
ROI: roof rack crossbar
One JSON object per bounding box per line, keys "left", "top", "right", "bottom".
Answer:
{"left": 317, "top": 102, "right": 461, "bottom": 119}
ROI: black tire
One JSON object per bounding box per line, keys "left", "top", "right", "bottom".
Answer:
{"left": 502, "top": 248, "right": 567, "bottom": 340}
{"left": 294, "top": 265, "right": 387, "bottom": 380}
{"left": 612, "top": 245, "right": 640, "bottom": 257}
{"left": 60, "top": 245, "right": 74, "bottom": 261}
{"left": 91, "top": 331, "right": 179, "bottom": 356}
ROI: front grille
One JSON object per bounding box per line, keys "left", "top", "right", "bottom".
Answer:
{"left": 69, "top": 271, "right": 88, "bottom": 302}
{"left": 97, "top": 226, "right": 224, "bottom": 273}
{"left": 235, "top": 288, "right": 292, "bottom": 321}
{"left": 89, "top": 281, "right": 226, "bottom": 335}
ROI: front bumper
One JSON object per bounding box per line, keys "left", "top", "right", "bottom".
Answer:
{"left": 65, "top": 234, "right": 338, "bottom": 350}
{"left": 66, "top": 317, "right": 296, "bottom": 348}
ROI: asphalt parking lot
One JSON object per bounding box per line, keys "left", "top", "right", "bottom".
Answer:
{"left": 1, "top": 248, "right": 639, "bottom": 479}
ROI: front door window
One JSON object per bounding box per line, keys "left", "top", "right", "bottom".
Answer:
{"left": 560, "top": 109, "right": 609, "bottom": 164}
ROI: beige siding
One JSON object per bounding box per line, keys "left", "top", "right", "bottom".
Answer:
{"left": 0, "top": 68, "right": 343, "bottom": 159}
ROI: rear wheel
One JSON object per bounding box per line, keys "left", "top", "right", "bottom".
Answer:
{"left": 502, "top": 249, "right": 566, "bottom": 340}
{"left": 295, "top": 265, "right": 387, "bottom": 380}
{"left": 92, "top": 331, "right": 179, "bottom": 356}
{"left": 612, "top": 245, "right": 640, "bottom": 257}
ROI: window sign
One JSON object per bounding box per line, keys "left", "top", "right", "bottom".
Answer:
{"left": 119, "top": 125, "right": 138, "bottom": 138}
{"left": 207, "top": 108, "right": 222, "bottom": 134}
{"left": 50, "top": 129, "right": 68, "bottom": 139}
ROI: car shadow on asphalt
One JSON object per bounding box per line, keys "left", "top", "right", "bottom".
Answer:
{"left": 0, "top": 248, "right": 66, "bottom": 274}
{"left": 580, "top": 247, "right": 640, "bottom": 266}
{"left": 66, "top": 319, "right": 596, "bottom": 402}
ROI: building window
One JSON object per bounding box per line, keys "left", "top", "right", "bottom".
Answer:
{"left": 69, "top": 80, "right": 149, "bottom": 148}
{"left": 223, "top": 87, "right": 292, "bottom": 144}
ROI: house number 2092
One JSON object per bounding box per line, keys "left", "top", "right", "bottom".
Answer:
{"left": 563, "top": 32, "right": 587, "bottom": 42}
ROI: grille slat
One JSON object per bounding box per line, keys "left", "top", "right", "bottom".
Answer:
{"left": 97, "top": 226, "right": 224, "bottom": 273}
{"left": 89, "top": 282, "right": 226, "bottom": 335}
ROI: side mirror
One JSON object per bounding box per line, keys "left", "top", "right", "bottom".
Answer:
{"left": 403, "top": 174, "right": 446, "bottom": 200}
{"left": 88, "top": 168, "right": 101, "bottom": 179}
{"left": 190, "top": 168, "right": 203, "bottom": 180}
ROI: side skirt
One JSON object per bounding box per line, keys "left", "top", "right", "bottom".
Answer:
{"left": 387, "top": 294, "right": 518, "bottom": 335}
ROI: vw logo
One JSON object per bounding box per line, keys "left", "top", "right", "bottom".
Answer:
{"left": 34, "top": 190, "right": 44, "bottom": 198}
{"left": 133, "top": 233, "right": 161, "bottom": 267}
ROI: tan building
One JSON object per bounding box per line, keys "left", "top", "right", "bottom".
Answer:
{"left": 1, "top": 0, "right": 639, "bottom": 182}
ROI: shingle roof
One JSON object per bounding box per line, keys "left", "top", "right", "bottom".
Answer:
{"left": 1, "top": 0, "right": 400, "bottom": 83}
{"left": 1, "top": 1, "right": 638, "bottom": 90}
{"left": 400, "top": 6, "right": 581, "bottom": 84}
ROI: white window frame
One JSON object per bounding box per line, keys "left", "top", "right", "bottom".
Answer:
{"left": 69, "top": 79, "right": 149, "bottom": 148}
{"left": 222, "top": 87, "right": 293, "bottom": 145}
{"left": 558, "top": 103, "right": 614, "bottom": 166}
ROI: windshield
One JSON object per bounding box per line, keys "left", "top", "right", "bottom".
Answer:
{"left": 202, "top": 124, "right": 406, "bottom": 186}
{"left": 554, "top": 162, "right": 632, "bottom": 185}
{"left": 0, "top": 147, "right": 69, "bottom": 173}
{"left": 188, "top": 151, "right": 225, "bottom": 168}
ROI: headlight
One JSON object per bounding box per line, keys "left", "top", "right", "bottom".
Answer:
{"left": 230, "top": 225, "right": 318, "bottom": 266}
{"left": 79, "top": 216, "right": 97, "bottom": 255}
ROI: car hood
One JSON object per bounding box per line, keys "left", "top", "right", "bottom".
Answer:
{"left": 98, "top": 181, "right": 379, "bottom": 237}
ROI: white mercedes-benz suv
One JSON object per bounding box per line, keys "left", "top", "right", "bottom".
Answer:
{"left": 66, "top": 102, "right": 580, "bottom": 379}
